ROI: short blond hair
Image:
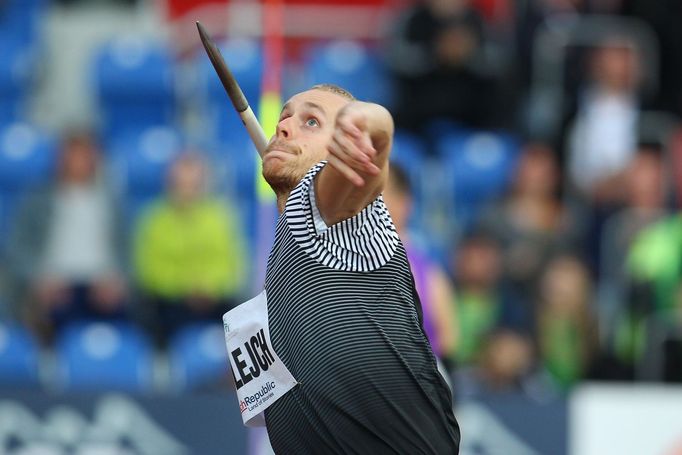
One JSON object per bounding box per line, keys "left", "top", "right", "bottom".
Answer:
{"left": 310, "top": 83, "right": 356, "bottom": 101}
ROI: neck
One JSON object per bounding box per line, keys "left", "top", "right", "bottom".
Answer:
{"left": 276, "top": 192, "right": 290, "bottom": 213}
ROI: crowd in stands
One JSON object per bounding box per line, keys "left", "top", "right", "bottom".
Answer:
{"left": 383, "top": 0, "right": 682, "bottom": 393}
{"left": 0, "top": 0, "right": 682, "bottom": 393}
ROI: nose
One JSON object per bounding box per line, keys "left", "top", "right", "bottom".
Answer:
{"left": 275, "top": 116, "right": 294, "bottom": 139}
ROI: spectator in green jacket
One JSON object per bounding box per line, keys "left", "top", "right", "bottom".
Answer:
{"left": 537, "top": 255, "right": 597, "bottom": 390}
{"left": 134, "top": 153, "right": 247, "bottom": 346}
{"left": 614, "top": 214, "right": 682, "bottom": 367}
{"left": 627, "top": 215, "right": 682, "bottom": 316}
{"left": 451, "top": 233, "right": 504, "bottom": 364}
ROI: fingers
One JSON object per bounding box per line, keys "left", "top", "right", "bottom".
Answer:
{"left": 332, "top": 128, "right": 379, "bottom": 174}
{"left": 327, "top": 153, "right": 365, "bottom": 187}
{"left": 337, "top": 112, "right": 375, "bottom": 158}
{"left": 327, "top": 133, "right": 379, "bottom": 187}
{"left": 327, "top": 111, "right": 380, "bottom": 186}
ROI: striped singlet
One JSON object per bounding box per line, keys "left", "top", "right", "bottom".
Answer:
{"left": 263, "top": 162, "right": 460, "bottom": 454}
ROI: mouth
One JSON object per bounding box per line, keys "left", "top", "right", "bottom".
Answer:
{"left": 263, "top": 149, "right": 295, "bottom": 162}
{"left": 267, "top": 148, "right": 294, "bottom": 155}
{"left": 264, "top": 140, "right": 301, "bottom": 157}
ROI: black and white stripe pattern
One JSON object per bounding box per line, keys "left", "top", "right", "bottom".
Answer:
{"left": 263, "top": 162, "right": 460, "bottom": 454}
{"left": 286, "top": 161, "right": 400, "bottom": 272}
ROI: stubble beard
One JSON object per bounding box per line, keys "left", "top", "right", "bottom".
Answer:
{"left": 262, "top": 138, "right": 309, "bottom": 197}
{"left": 262, "top": 159, "right": 304, "bottom": 197}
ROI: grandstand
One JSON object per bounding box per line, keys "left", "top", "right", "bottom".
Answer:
{"left": 0, "top": 0, "right": 681, "bottom": 453}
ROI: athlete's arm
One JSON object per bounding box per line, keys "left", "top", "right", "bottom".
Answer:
{"left": 429, "top": 266, "right": 459, "bottom": 360}
{"left": 315, "top": 101, "right": 394, "bottom": 226}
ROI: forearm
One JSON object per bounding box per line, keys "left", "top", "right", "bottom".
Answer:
{"left": 430, "top": 268, "right": 458, "bottom": 358}
{"left": 316, "top": 102, "right": 394, "bottom": 225}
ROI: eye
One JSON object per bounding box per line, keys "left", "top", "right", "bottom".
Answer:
{"left": 305, "top": 118, "right": 320, "bottom": 127}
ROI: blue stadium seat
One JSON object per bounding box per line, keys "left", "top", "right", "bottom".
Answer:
{"left": 111, "top": 126, "right": 183, "bottom": 198}
{"left": 0, "top": 0, "right": 47, "bottom": 47}
{"left": 437, "top": 131, "right": 520, "bottom": 228}
{"left": 196, "top": 38, "right": 263, "bottom": 146}
{"left": 303, "top": 40, "right": 393, "bottom": 106}
{"left": 0, "top": 123, "right": 55, "bottom": 252}
{"left": 391, "top": 130, "right": 427, "bottom": 183}
{"left": 211, "top": 139, "right": 257, "bottom": 197}
{"left": 55, "top": 321, "right": 154, "bottom": 392}
{"left": 109, "top": 126, "right": 183, "bottom": 229}
{"left": 169, "top": 323, "right": 228, "bottom": 391}
{"left": 0, "top": 37, "right": 34, "bottom": 124}
{"left": 0, "top": 322, "right": 41, "bottom": 388}
{"left": 0, "top": 123, "right": 55, "bottom": 192}
{"left": 390, "top": 130, "right": 429, "bottom": 231}
{"left": 425, "top": 118, "right": 469, "bottom": 147}
{"left": 93, "top": 38, "right": 176, "bottom": 144}
{"left": 281, "top": 61, "right": 307, "bottom": 101}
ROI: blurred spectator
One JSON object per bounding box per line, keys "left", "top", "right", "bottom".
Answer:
{"left": 596, "top": 145, "right": 667, "bottom": 375}
{"left": 477, "top": 328, "right": 534, "bottom": 391}
{"left": 600, "top": 143, "right": 667, "bottom": 291}
{"left": 514, "top": 0, "right": 630, "bottom": 90}
{"left": 386, "top": 0, "right": 507, "bottom": 132}
{"left": 455, "top": 327, "right": 536, "bottom": 397}
{"left": 133, "top": 153, "right": 246, "bottom": 347}
{"left": 627, "top": 212, "right": 682, "bottom": 314}
{"left": 450, "top": 232, "right": 526, "bottom": 364}
{"left": 566, "top": 37, "right": 642, "bottom": 205}
{"left": 597, "top": 146, "right": 668, "bottom": 379}
{"left": 513, "top": 0, "right": 584, "bottom": 94}
{"left": 537, "top": 255, "right": 597, "bottom": 390}
{"left": 383, "top": 164, "right": 458, "bottom": 363}
{"left": 616, "top": 207, "right": 682, "bottom": 366}
{"left": 480, "top": 142, "right": 581, "bottom": 311}
{"left": 624, "top": 143, "right": 667, "bottom": 214}
{"left": 623, "top": 0, "right": 682, "bottom": 117}
{"left": 7, "top": 130, "right": 127, "bottom": 339}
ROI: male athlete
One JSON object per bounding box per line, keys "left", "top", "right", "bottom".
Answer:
{"left": 259, "top": 84, "right": 460, "bottom": 454}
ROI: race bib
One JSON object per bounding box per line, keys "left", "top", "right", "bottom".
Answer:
{"left": 223, "top": 290, "right": 298, "bottom": 427}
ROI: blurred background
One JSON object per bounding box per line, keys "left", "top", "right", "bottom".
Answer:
{"left": 0, "top": 0, "right": 681, "bottom": 453}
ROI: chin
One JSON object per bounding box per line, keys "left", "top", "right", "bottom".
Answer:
{"left": 263, "top": 161, "right": 299, "bottom": 195}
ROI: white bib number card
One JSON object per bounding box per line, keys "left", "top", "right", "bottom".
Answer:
{"left": 223, "top": 290, "right": 298, "bottom": 427}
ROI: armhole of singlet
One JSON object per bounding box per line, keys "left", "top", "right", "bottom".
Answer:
{"left": 308, "top": 179, "right": 329, "bottom": 235}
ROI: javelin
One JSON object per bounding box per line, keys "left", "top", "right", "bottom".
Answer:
{"left": 196, "top": 21, "right": 268, "bottom": 157}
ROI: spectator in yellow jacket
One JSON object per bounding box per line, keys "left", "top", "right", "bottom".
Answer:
{"left": 134, "top": 153, "right": 247, "bottom": 346}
